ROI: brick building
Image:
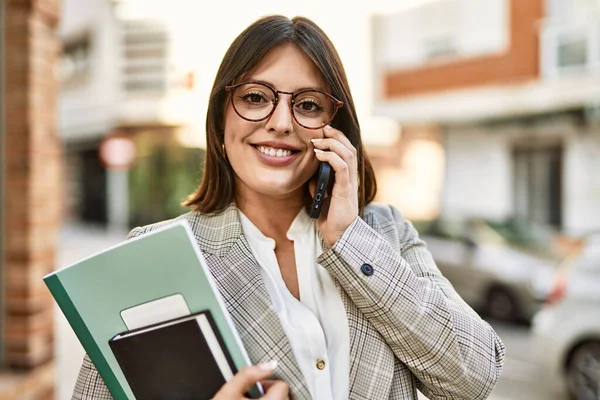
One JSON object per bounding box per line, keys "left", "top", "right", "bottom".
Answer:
{"left": 1, "top": 0, "right": 62, "bottom": 398}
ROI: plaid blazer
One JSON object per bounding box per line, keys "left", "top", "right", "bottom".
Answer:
{"left": 72, "top": 202, "right": 505, "bottom": 400}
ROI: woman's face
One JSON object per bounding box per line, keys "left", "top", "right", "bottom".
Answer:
{"left": 223, "top": 43, "right": 329, "bottom": 200}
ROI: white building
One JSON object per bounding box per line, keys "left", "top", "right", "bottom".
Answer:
{"left": 373, "top": 0, "right": 600, "bottom": 236}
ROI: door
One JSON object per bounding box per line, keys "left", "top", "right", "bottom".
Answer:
{"left": 513, "top": 145, "right": 563, "bottom": 228}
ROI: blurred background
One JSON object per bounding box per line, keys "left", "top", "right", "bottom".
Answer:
{"left": 1, "top": 0, "right": 599, "bottom": 399}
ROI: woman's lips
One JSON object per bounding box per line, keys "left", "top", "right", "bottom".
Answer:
{"left": 252, "top": 145, "right": 301, "bottom": 167}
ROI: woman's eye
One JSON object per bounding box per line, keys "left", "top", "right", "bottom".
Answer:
{"left": 242, "top": 93, "right": 267, "bottom": 104}
{"left": 297, "top": 100, "right": 322, "bottom": 112}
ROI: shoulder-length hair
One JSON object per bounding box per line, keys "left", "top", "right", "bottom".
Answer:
{"left": 183, "top": 15, "right": 377, "bottom": 214}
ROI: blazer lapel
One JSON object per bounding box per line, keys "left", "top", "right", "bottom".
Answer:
{"left": 186, "top": 204, "right": 310, "bottom": 398}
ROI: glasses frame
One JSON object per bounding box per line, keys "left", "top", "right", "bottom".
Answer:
{"left": 224, "top": 81, "right": 344, "bottom": 130}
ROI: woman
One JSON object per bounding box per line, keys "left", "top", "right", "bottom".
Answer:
{"left": 73, "top": 15, "right": 505, "bottom": 400}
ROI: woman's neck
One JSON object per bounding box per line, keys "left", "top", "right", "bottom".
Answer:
{"left": 235, "top": 187, "right": 305, "bottom": 241}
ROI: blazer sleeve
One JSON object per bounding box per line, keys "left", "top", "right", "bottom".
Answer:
{"left": 316, "top": 204, "right": 506, "bottom": 400}
{"left": 71, "top": 354, "right": 113, "bottom": 400}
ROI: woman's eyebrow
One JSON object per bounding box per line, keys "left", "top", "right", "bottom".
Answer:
{"left": 245, "top": 78, "right": 325, "bottom": 92}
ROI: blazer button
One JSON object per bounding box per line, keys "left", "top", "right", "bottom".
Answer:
{"left": 316, "top": 359, "right": 326, "bottom": 370}
{"left": 361, "top": 264, "right": 374, "bottom": 276}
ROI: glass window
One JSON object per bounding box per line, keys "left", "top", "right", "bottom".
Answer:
{"left": 557, "top": 37, "right": 588, "bottom": 67}
{"left": 60, "top": 35, "right": 92, "bottom": 83}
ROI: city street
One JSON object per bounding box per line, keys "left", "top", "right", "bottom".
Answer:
{"left": 486, "top": 322, "right": 568, "bottom": 400}
{"left": 54, "top": 223, "right": 570, "bottom": 400}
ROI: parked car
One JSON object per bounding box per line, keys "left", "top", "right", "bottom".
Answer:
{"left": 413, "top": 217, "right": 563, "bottom": 323}
{"left": 532, "top": 234, "right": 600, "bottom": 400}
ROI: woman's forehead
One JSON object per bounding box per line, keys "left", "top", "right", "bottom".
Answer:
{"left": 240, "top": 43, "right": 329, "bottom": 91}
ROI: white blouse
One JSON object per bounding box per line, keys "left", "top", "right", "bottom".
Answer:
{"left": 238, "top": 209, "right": 349, "bottom": 400}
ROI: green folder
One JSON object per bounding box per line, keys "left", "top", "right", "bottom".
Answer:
{"left": 44, "top": 220, "right": 259, "bottom": 399}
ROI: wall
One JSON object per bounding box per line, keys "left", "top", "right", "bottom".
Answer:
{"left": 1, "top": 0, "right": 62, "bottom": 397}
{"left": 563, "top": 129, "right": 600, "bottom": 235}
{"left": 442, "top": 126, "right": 512, "bottom": 220}
{"left": 381, "top": 0, "right": 544, "bottom": 98}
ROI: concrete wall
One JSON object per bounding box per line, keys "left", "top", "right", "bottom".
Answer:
{"left": 443, "top": 126, "right": 512, "bottom": 220}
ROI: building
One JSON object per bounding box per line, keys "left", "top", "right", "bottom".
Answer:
{"left": 59, "top": 0, "right": 205, "bottom": 231}
{"left": 1, "top": 0, "right": 62, "bottom": 398}
{"left": 373, "top": 0, "right": 600, "bottom": 236}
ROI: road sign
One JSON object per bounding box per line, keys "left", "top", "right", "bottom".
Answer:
{"left": 99, "top": 132, "right": 136, "bottom": 171}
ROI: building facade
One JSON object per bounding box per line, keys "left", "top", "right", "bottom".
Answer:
{"left": 58, "top": 0, "right": 205, "bottom": 231}
{"left": 374, "top": 0, "right": 600, "bottom": 236}
{"left": 1, "top": 0, "right": 62, "bottom": 397}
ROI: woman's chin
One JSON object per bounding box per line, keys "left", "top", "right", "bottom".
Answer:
{"left": 247, "top": 178, "right": 307, "bottom": 198}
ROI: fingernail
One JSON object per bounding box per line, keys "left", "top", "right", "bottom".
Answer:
{"left": 324, "top": 125, "right": 333, "bottom": 130}
{"left": 314, "top": 148, "right": 324, "bottom": 153}
{"left": 258, "top": 360, "right": 278, "bottom": 371}
{"left": 311, "top": 138, "right": 322, "bottom": 143}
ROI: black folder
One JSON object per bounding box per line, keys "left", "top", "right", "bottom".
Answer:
{"left": 109, "top": 311, "right": 240, "bottom": 400}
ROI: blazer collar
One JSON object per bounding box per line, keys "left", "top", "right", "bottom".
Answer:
{"left": 184, "top": 202, "right": 382, "bottom": 257}
{"left": 184, "top": 202, "right": 243, "bottom": 258}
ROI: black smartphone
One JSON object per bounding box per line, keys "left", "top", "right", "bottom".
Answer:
{"left": 310, "top": 162, "right": 334, "bottom": 219}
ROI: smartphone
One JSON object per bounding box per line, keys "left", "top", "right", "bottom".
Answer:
{"left": 310, "top": 162, "right": 334, "bottom": 219}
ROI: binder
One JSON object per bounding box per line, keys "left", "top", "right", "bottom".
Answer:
{"left": 44, "top": 220, "right": 261, "bottom": 399}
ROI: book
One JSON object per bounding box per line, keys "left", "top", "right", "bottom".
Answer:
{"left": 44, "top": 220, "right": 262, "bottom": 399}
{"left": 109, "top": 311, "right": 236, "bottom": 399}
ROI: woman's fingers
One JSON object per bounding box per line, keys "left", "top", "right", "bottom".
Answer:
{"left": 311, "top": 136, "right": 357, "bottom": 181}
{"left": 323, "top": 125, "right": 357, "bottom": 157}
{"left": 313, "top": 149, "right": 351, "bottom": 191}
{"left": 261, "top": 381, "right": 290, "bottom": 399}
{"left": 214, "top": 361, "right": 278, "bottom": 399}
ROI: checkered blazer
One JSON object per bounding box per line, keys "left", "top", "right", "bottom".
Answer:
{"left": 72, "top": 202, "right": 505, "bottom": 399}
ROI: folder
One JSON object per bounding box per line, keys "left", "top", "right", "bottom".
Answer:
{"left": 109, "top": 311, "right": 237, "bottom": 399}
{"left": 44, "top": 220, "right": 262, "bottom": 399}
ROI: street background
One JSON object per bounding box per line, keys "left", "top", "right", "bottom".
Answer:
{"left": 52, "top": 0, "right": 600, "bottom": 398}
{"left": 2, "top": 0, "right": 599, "bottom": 399}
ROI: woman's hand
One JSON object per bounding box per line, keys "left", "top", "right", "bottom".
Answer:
{"left": 213, "top": 361, "right": 289, "bottom": 400}
{"left": 311, "top": 124, "right": 359, "bottom": 248}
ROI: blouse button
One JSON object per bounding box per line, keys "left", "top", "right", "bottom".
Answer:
{"left": 316, "top": 359, "right": 326, "bottom": 370}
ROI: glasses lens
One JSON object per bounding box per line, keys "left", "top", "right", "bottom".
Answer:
{"left": 293, "top": 91, "right": 336, "bottom": 129}
{"left": 231, "top": 83, "right": 275, "bottom": 121}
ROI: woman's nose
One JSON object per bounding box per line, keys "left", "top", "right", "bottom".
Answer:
{"left": 265, "top": 97, "right": 294, "bottom": 134}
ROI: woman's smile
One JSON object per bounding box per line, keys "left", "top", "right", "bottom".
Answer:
{"left": 251, "top": 141, "right": 303, "bottom": 167}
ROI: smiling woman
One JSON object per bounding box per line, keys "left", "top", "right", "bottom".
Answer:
{"left": 73, "top": 15, "right": 505, "bottom": 400}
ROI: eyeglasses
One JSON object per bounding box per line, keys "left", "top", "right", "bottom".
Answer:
{"left": 225, "top": 81, "right": 344, "bottom": 130}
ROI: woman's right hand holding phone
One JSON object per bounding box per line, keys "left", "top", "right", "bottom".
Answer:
{"left": 213, "top": 360, "right": 289, "bottom": 400}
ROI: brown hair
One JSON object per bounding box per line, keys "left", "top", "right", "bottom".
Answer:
{"left": 183, "top": 15, "right": 377, "bottom": 214}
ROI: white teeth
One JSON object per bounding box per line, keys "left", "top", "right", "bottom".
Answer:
{"left": 257, "top": 146, "right": 293, "bottom": 158}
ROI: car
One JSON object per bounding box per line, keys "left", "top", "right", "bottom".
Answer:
{"left": 413, "top": 217, "right": 563, "bottom": 323}
{"left": 532, "top": 234, "right": 600, "bottom": 400}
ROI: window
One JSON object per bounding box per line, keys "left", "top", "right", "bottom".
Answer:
{"left": 513, "top": 146, "right": 563, "bottom": 228}
{"left": 60, "top": 35, "right": 92, "bottom": 83}
{"left": 557, "top": 37, "right": 587, "bottom": 68}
